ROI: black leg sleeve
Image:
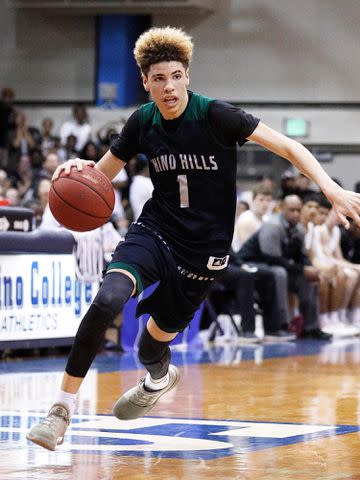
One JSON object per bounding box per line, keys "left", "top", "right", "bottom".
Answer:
{"left": 138, "top": 328, "right": 171, "bottom": 379}
{"left": 66, "top": 273, "right": 134, "bottom": 377}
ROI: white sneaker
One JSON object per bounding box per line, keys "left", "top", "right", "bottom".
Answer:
{"left": 26, "top": 403, "right": 70, "bottom": 451}
{"left": 113, "top": 365, "right": 180, "bottom": 420}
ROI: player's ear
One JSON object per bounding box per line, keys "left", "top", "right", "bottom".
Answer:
{"left": 142, "top": 73, "right": 150, "bottom": 92}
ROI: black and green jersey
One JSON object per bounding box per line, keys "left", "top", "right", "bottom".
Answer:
{"left": 110, "top": 91, "right": 259, "bottom": 274}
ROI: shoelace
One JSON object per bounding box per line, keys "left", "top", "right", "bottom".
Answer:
{"left": 41, "top": 414, "right": 67, "bottom": 430}
{"left": 132, "top": 379, "right": 163, "bottom": 406}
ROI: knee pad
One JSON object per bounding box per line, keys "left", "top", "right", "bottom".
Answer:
{"left": 138, "top": 328, "right": 171, "bottom": 379}
{"left": 93, "top": 272, "right": 134, "bottom": 317}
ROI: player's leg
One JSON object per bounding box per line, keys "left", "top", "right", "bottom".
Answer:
{"left": 27, "top": 270, "right": 135, "bottom": 451}
{"left": 113, "top": 317, "right": 180, "bottom": 420}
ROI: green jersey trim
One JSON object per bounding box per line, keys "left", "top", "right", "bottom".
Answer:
{"left": 106, "top": 262, "right": 143, "bottom": 295}
{"left": 139, "top": 92, "right": 214, "bottom": 136}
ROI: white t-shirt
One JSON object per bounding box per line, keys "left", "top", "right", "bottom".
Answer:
{"left": 129, "top": 175, "right": 154, "bottom": 221}
{"left": 232, "top": 209, "right": 262, "bottom": 252}
{"left": 60, "top": 120, "right": 92, "bottom": 152}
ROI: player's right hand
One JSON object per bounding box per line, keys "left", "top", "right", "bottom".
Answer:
{"left": 52, "top": 158, "right": 96, "bottom": 181}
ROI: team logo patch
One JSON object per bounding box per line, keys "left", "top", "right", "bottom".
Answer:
{"left": 207, "top": 255, "right": 229, "bottom": 270}
{"left": 1, "top": 412, "right": 358, "bottom": 459}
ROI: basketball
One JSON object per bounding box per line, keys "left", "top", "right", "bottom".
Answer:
{"left": 49, "top": 165, "right": 115, "bottom": 232}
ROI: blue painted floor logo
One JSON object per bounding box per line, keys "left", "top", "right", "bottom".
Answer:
{"left": 1, "top": 412, "right": 358, "bottom": 459}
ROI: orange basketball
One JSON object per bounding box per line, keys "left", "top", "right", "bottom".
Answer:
{"left": 49, "top": 165, "right": 115, "bottom": 231}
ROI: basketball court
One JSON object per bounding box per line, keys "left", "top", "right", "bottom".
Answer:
{"left": 1, "top": 338, "right": 360, "bottom": 479}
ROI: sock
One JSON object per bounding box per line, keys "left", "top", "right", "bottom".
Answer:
{"left": 144, "top": 372, "right": 169, "bottom": 392}
{"left": 55, "top": 391, "right": 77, "bottom": 417}
{"left": 339, "top": 309, "right": 348, "bottom": 323}
{"left": 349, "top": 308, "right": 360, "bottom": 324}
{"left": 329, "top": 311, "right": 340, "bottom": 324}
{"left": 320, "top": 313, "right": 330, "bottom": 328}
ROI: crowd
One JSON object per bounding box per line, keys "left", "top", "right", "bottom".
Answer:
{"left": 205, "top": 176, "right": 360, "bottom": 344}
{"left": 1, "top": 85, "right": 359, "bottom": 346}
{"left": 0, "top": 87, "right": 152, "bottom": 229}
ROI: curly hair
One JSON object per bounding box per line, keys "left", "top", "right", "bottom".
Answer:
{"left": 134, "top": 26, "right": 193, "bottom": 75}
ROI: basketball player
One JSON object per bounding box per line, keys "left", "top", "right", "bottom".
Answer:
{"left": 27, "top": 26, "right": 360, "bottom": 451}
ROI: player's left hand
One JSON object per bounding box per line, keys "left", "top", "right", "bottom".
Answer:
{"left": 327, "top": 189, "right": 360, "bottom": 229}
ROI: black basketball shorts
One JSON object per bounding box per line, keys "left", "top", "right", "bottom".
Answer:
{"left": 105, "top": 223, "right": 214, "bottom": 333}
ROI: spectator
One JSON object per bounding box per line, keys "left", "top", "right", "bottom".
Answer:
{"left": 60, "top": 104, "right": 91, "bottom": 152}
{"left": 112, "top": 167, "right": 129, "bottom": 234}
{"left": 5, "top": 187, "right": 20, "bottom": 206}
{"left": 129, "top": 154, "right": 153, "bottom": 221}
{"left": 0, "top": 87, "right": 16, "bottom": 167}
{"left": 80, "top": 141, "right": 100, "bottom": 162}
{"left": 235, "top": 200, "right": 249, "bottom": 219}
{"left": 301, "top": 194, "right": 346, "bottom": 332}
{"left": 8, "top": 112, "right": 36, "bottom": 169}
{"left": 14, "top": 154, "right": 33, "bottom": 198}
{"left": 280, "top": 169, "right": 297, "bottom": 198}
{"left": 39, "top": 118, "right": 59, "bottom": 155}
{"left": 232, "top": 183, "right": 273, "bottom": 253}
{"left": 58, "top": 134, "right": 78, "bottom": 162}
{"left": 238, "top": 195, "right": 331, "bottom": 340}
{"left": 341, "top": 221, "right": 360, "bottom": 265}
{"left": 312, "top": 203, "right": 360, "bottom": 327}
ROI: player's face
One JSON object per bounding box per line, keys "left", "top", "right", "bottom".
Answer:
{"left": 143, "top": 61, "right": 190, "bottom": 120}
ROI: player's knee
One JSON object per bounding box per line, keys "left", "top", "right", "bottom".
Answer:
{"left": 138, "top": 328, "right": 171, "bottom": 379}
{"left": 93, "top": 272, "right": 134, "bottom": 317}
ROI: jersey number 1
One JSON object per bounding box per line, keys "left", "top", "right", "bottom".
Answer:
{"left": 177, "top": 175, "right": 189, "bottom": 208}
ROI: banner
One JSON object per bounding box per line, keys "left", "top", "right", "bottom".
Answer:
{"left": 0, "top": 254, "right": 98, "bottom": 341}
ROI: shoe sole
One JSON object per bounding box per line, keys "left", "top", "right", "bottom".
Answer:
{"left": 26, "top": 432, "right": 63, "bottom": 451}
{"left": 237, "top": 337, "right": 262, "bottom": 344}
{"left": 113, "top": 365, "right": 180, "bottom": 421}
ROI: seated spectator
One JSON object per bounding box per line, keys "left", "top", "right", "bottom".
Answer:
{"left": 312, "top": 201, "right": 360, "bottom": 327}
{"left": 0, "top": 169, "right": 11, "bottom": 191}
{"left": 58, "top": 134, "right": 78, "bottom": 162}
{"left": 301, "top": 194, "right": 346, "bottom": 332}
{"left": 22, "top": 151, "right": 59, "bottom": 208}
{"left": 80, "top": 141, "right": 100, "bottom": 162}
{"left": 232, "top": 183, "right": 273, "bottom": 253}
{"left": 129, "top": 154, "right": 153, "bottom": 221}
{"left": 341, "top": 221, "right": 360, "bottom": 265}
{"left": 235, "top": 200, "right": 249, "bottom": 219}
{"left": 5, "top": 187, "right": 20, "bottom": 206}
{"left": 238, "top": 195, "right": 332, "bottom": 341}
{"left": 60, "top": 104, "right": 91, "bottom": 152}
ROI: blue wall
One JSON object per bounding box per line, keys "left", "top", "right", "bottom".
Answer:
{"left": 96, "top": 15, "right": 150, "bottom": 107}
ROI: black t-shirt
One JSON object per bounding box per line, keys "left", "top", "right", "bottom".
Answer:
{"left": 110, "top": 92, "right": 259, "bottom": 274}
{"left": 111, "top": 93, "right": 259, "bottom": 160}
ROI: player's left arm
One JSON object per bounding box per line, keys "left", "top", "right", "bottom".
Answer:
{"left": 248, "top": 122, "right": 360, "bottom": 228}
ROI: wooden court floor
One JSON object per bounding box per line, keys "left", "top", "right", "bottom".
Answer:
{"left": 1, "top": 339, "right": 360, "bottom": 479}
